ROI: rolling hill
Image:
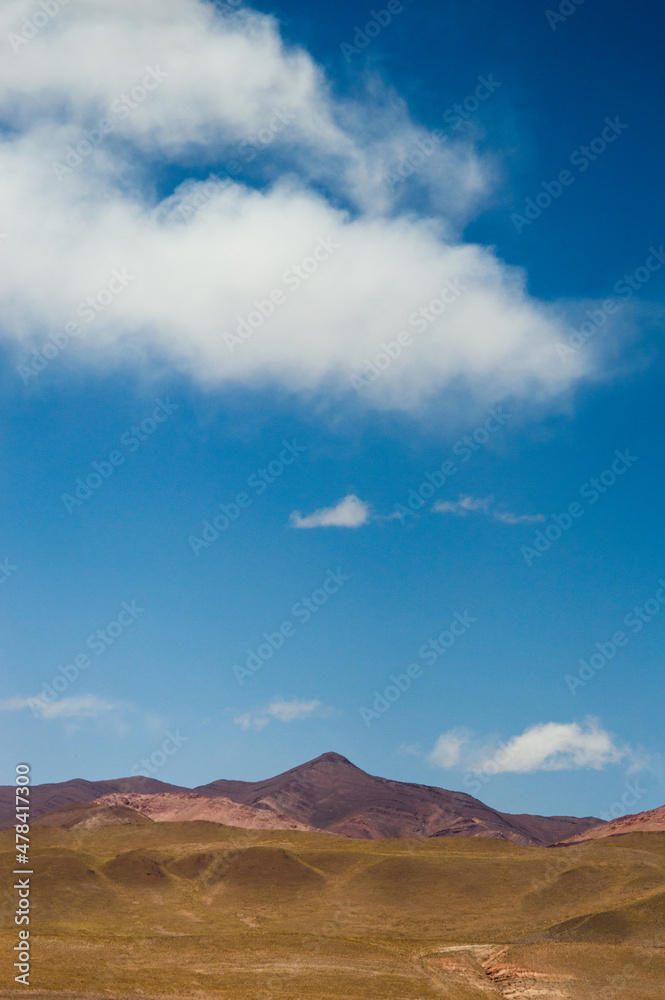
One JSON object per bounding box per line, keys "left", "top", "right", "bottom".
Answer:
{"left": 1, "top": 817, "right": 664, "bottom": 998}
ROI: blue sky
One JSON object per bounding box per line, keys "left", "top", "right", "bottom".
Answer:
{"left": 1, "top": 0, "right": 664, "bottom": 821}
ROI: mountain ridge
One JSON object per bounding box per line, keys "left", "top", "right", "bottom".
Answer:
{"left": 557, "top": 803, "right": 665, "bottom": 844}
{"left": 0, "top": 751, "right": 604, "bottom": 845}
{"left": 190, "top": 751, "right": 602, "bottom": 844}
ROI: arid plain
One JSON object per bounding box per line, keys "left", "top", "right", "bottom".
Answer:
{"left": 2, "top": 805, "right": 665, "bottom": 999}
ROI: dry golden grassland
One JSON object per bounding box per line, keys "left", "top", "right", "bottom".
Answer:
{"left": 2, "top": 816, "right": 665, "bottom": 998}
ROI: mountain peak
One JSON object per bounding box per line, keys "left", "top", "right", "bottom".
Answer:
{"left": 304, "top": 751, "right": 358, "bottom": 768}
{"left": 0, "top": 754, "right": 609, "bottom": 846}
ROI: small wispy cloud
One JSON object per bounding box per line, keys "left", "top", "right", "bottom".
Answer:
{"left": 0, "top": 694, "right": 121, "bottom": 720}
{"left": 234, "top": 697, "right": 330, "bottom": 730}
{"left": 426, "top": 718, "right": 641, "bottom": 774}
{"left": 427, "top": 728, "right": 472, "bottom": 768}
{"left": 289, "top": 494, "right": 370, "bottom": 529}
{"left": 433, "top": 496, "right": 492, "bottom": 516}
{"left": 0, "top": 697, "right": 31, "bottom": 713}
{"left": 433, "top": 495, "right": 544, "bottom": 525}
{"left": 492, "top": 511, "right": 547, "bottom": 525}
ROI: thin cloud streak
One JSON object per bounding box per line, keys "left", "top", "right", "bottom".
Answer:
{"left": 433, "top": 495, "right": 544, "bottom": 525}
{"left": 0, "top": 694, "right": 121, "bottom": 720}
{"left": 234, "top": 697, "right": 328, "bottom": 730}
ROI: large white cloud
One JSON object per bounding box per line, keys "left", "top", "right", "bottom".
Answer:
{"left": 427, "top": 719, "right": 635, "bottom": 774}
{"left": 0, "top": 0, "right": 599, "bottom": 412}
{"left": 477, "top": 720, "right": 627, "bottom": 773}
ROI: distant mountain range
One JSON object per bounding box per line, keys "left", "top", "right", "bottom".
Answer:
{"left": 0, "top": 751, "right": 623, "bottom": 846}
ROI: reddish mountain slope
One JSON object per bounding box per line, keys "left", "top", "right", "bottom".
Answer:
{"left": 93, "top": 791, "right": 318, "bottom": 832}
{"left": 557, "top": 804, "right": 665, "bottom": 844}
{"left": 193, "top": 751, "right": 599, "bottom": 845}
{"left": 0, "top": 752, "right": 603, "bottom": 845}
{"left": 0, "top": 775, "right": 184, "bottom": 829}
